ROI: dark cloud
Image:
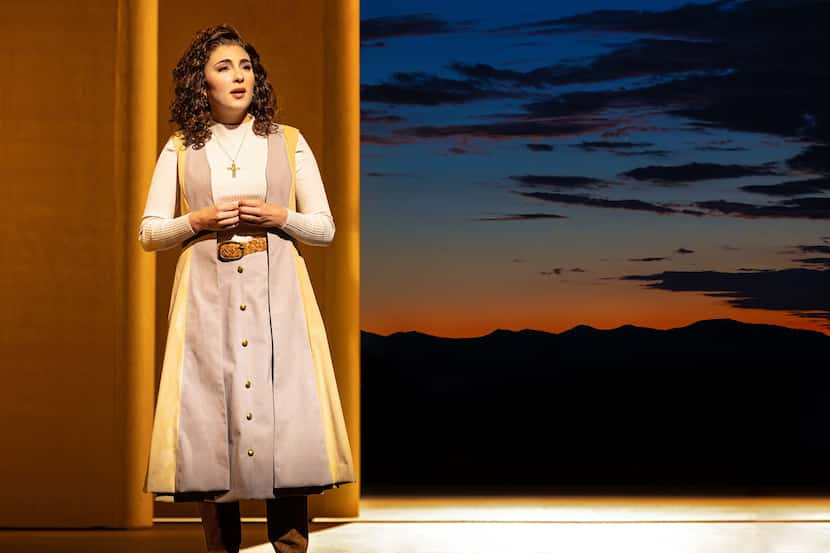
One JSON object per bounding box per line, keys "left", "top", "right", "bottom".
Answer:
{"left": 695, "top": 145, "right": 750, "bottom": 152}
{"left": 621, "top": 162, "right": 779, "bottom": 185}
{"left": 620, "top": 267, "right": 830, "bottom": 323}
{"left": 541, "top": 268, "right": 564, "bottom": 276}
{"left": 676, "top": 248, "right": 694, "bottom": 254}
{"left": 448, "top": 147, "right": 469, "bottom": 155}
{"left": 366, "top": 172, "right": 413, "bottom": 178}
{"left": 362, "top": 72, "right": 517, "bottom": 106}
{"left": 526, "top": 143, "right": 554, "bottom": 152}
{"left": 796, "top": 244, "right": 830, "bottom": 255}
{"left": 476, "top": 212, "right": 567, "bottom": 222}
{"left": 369, "top": 70, "right": 693, "bottom": 120}
{"left": 694, "top": 197, "right": 830, "bottom": 220}
{"left": 571, "top": 268, "right": 587, "bottom": 272}
{"left": 361, "top": 13, "right": 476, "bottom": 41}
{"left": 399, "top": 118, "right": 613, "bottom": 140}
{"left": 509, "top": 175, "right": 607, "bottom": 190}
{"left": 361, "top": 109, "right": 404, "bottom": 123}
{"left": 494, "top": 2, "right": 734, "bottom": 37}
{"left": 360, "top": 133, "right": 412, "bottom": 145}
{"left": 382, "top": 59, "right": 816, "bottom": 142}
{"left": 672, "top": 76, "right": 829, "bottom": 144}
{"left": 791, "top": 244, "right": 830, "bottom": 267}
{"left": 629, "top": 257, "right": 669, "bottom": 262}
{"left": 522, "top": 89, "right": 621, "bottom": 119}
{"left": 511, "top": 187, "right": 829, "bottom": 221}
{"left": 498, "top": 1, "right": 822, "bottom": 44}
{"left": 515, "top": 190, "right": 681, "bottom": 215}
{"left": 601, "top": 125, "right": 663, "bottom": 138}
{"left": 517, "top": 73, "right": 799, "bottom": 138}
{"left": 449, "top": 38, "right": 730, "bottom": 87}
{"left": 374, "top": 1, "right": 829, "bottom": 149}
{"left": 503, "top": 2, "right": 829, "bottom": 144}
{"left": 608, "top": 149, "right": 672, "bottom": 158}
{"left": 787, "top": 145, "right": 830, "bottom": 175}
{"left": 740, "top": 177, "right": 830, "bottom": 197}
{"left": 571, "top": 141, "right": 655, "bottom": 151}
{"left": 569, "top": 141, "right": 673, "bottom": 158}
{"left": 795, "top": 257, "right": 830, "bottom": 267}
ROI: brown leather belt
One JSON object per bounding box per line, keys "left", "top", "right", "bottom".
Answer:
{"left": 217, "top": 236, "right": 267, "bottom": 261}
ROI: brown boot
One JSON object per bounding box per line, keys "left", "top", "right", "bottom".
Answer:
{"left": 266, "top": 495, "right": 309, "bottom": 553}
{"left": 199, "top": 500, "right": 242, "bottom": 553}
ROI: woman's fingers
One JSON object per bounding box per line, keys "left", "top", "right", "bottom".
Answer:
{"left": 216, "top": 208, "right": 239, "bottom": 219}
{"left": 238, "top": 205, "right": 261, "bottom": 215}
{"left": 217, "top": 214, "right": 239, "bottom": 227}
{"left": 239, "top": 212, "right": 261, "bottom": 223}
{"left": 216, "top": 200, "right": 240, "bottom": 211}
{"left": 238, "top": 198, "right": 262, "bottom": 207}
{"left": 198, "top": 201, "right": 272, "bottom": 230}
{"left": 238, "top": 205, "right": 263, "bottom": 224}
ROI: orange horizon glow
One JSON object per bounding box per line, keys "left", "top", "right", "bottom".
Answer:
{"left": 362, "top": 292, "right": 829, "bottom": 339}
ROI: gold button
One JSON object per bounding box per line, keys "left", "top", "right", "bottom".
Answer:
{"left": 244, "top": 380, "right": 252, "bottom": 388}
{"left": 247, "top": 448, "right": 254, "bottom": 457}
{"left": 241, "top": 339, "right": 248, "bottom": 347}
{"left": 246, "top": 412, "right": 253, "bottom": 420}
{"left": 240, "top": 303, "right": 247, "bottom": 311}
{"left": 237, "top": 265, "right": 244, "bottom": 273}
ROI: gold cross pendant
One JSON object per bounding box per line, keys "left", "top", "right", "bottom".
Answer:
{"left": 227, "top": 161, "right": 240, "bottom": 178}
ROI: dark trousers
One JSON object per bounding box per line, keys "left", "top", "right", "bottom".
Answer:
{"left": 199, "top": 496, "right": 309, "bottom": 553}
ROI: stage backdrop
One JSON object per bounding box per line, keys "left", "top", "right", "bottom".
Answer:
{"left": 358, "top": 0, "right": 830, "bottom": 491}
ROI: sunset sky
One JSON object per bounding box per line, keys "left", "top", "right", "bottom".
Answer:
{"left": 358, "top": 0, "right": 830, "bottom": 338}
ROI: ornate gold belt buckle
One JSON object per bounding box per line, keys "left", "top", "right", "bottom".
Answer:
{"left": 218, "top": 240, "right": 245, "bottom": 261}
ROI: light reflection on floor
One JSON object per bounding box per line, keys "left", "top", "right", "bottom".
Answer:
{"left": 297, "top": 521, "right": 830, "bottom": 553}
{"left": 328, "top": 495, "right": 830, "bottom": 522}
{"left": 3, "top": 496, "right": 830, "bottom": 552}
{"left": 293, "top": 496, "right": 830, "bottom": 553}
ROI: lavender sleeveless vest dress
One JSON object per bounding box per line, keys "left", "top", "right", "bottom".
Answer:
{"left": 143, "top": 124, "right": 355, "bottom": 502}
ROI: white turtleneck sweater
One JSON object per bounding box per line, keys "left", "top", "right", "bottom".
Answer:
{"left": 139, "top": 118, "right": 335, "bottom": 251}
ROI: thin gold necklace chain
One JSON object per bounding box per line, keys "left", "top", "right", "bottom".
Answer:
{"left": 213, "top": 118, "right": 251, "bottom": 164}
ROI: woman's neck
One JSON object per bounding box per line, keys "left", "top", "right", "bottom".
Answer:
{"left": 211, "top": 111, "right": 252, "bottom": 128}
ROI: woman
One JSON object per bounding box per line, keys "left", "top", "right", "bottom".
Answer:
{"left": 139, "top": 24, "right": 355, "bottom": 553}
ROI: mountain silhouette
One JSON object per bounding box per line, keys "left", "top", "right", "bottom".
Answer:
{"left": 361, "top": 319, "right": 830, "bottom": 492}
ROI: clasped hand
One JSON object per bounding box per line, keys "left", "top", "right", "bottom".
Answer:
{"left": 189, "top": 199, "right": 288, "bottom": 232}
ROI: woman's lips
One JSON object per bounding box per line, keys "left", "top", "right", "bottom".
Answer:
{"left": 231, "top": 90, "right": 246, "bottom": 98}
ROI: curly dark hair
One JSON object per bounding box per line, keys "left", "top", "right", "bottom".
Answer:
{"left": 170, "top": 24, "right": 279, "bottom": 149}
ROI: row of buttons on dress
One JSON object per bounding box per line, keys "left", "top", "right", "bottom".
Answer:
{"left": 239, "top": 263, "right": 255, "bottom": 458}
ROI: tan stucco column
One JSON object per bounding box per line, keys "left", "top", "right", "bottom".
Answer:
{"left": 309, "top": 0, "right": 362, "bottom": 518}
{"left": 115, "top": 0, "right": 158, "bottom": 528}
{"left": 0, "top": 0, "right": 157, "bottom": 528}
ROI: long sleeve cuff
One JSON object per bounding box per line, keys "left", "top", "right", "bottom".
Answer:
{"left": 280, "top": 209, "right": 335, "bottom": 246}
{"left": 139, "top": 214, "right": 196, "bottom": 252}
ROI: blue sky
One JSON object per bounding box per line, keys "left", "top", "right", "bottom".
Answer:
{"left": 359, "top": 0, "right": 830, "bottom": 337}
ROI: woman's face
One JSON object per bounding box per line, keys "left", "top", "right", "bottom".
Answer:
{"left": 204, "top": 43, "right": 254, "bottom": 121}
